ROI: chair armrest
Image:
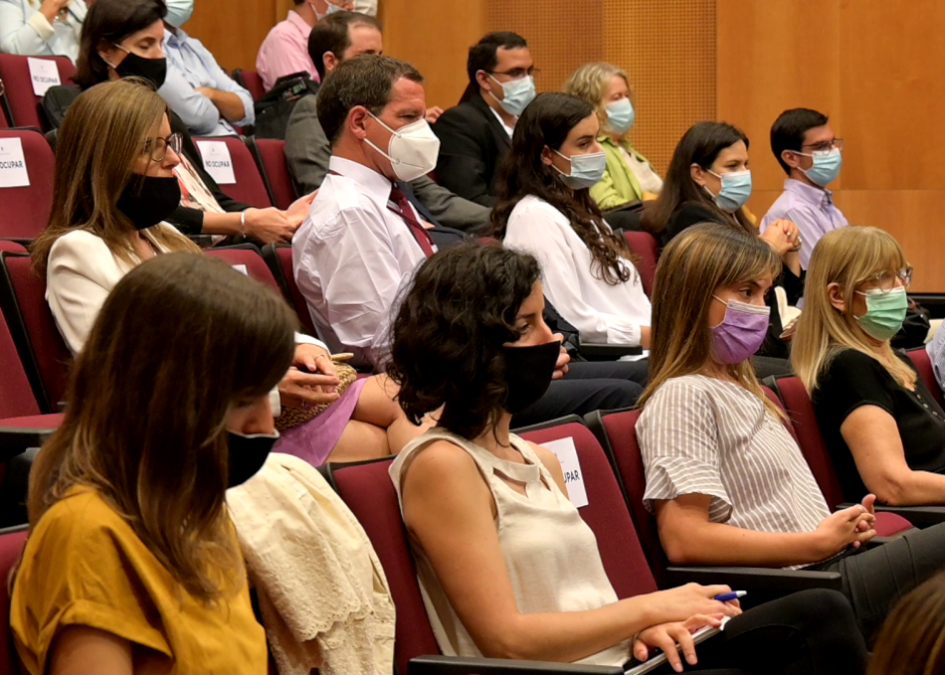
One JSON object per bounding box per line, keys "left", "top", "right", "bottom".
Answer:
{"left": 187, "top": 235, "right": 215, "bottom": 248}
{"left": 580, "top": 343, "right": 643, "bottom": 359}
{"left": 838, "top": 502, "right": 945, "bottom": 526}
{"left": 666, "top": 565, "right": 842, "bottom": 591}
{"left": 408, "top": 656, "right": 623, "bottom": 674}
{"left": 0, "top": 426, "right": 50, "bottom": 456}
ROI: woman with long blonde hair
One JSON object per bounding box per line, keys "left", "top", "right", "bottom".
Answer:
{"left": 562, "top": 62, "right": 662, "bottom": 211}
{"left": 637, "top": 222, "right": 945, "bottom": 640}
{"left": 12, "top": 253, "right": 293, "bottom": 675}
{"left": 791, "top": 226, "right": 945, "bottom": 506}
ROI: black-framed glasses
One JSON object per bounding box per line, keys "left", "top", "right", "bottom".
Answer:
{"left": 489, "top": 66, "right": 540, "bottom": 80}
{"left": 143, "top": 132, "right": 183, "bottom": 162}
{"left": 801, "top": 138, "right": 844, "bottom": 153}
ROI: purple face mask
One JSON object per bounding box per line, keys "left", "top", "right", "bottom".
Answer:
{"left": 710, "top": 296, "right": 771, "bottom": 364}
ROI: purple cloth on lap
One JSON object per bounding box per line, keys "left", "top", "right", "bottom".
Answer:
{"left": 273, "top": 376, "right": 368, "bottom": 467}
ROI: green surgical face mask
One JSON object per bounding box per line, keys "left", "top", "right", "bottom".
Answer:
{"left": 854, "top": 286, "right": 908, "bottom": 341}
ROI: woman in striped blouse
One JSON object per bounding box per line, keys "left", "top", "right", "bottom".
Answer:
{"left": 637, "top": 223, "right": 945, "bottom": 641}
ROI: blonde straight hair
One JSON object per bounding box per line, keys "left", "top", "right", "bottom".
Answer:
{"left": 639, "top": 222, "right": 783, "bottom": 418}
{"left": 562, "top": 62, "right": 632, "bottom": 140}
{"left": 32, "top": 78, "right": 198, "bottom": 277}
{"left": 791, "top": 226, "right": 915, "bottom": 393}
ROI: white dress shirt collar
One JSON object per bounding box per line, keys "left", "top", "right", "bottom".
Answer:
{"left": 488, "top": 106, "right": 515, "bottom": 138}
{"left": 327, "top": 155, "right": 394, "bottom": 207}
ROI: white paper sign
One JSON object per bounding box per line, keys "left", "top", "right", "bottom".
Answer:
{"left": 232, "top": 264, "right": 248, "bottom": 276}
{"left": 0, "top": 137, "right": 30, "bottom": 188}
{"left": 196, "top": 140, "right": 236, "bottom": 185}
{"left": 27, "top": 57, "right": 60, "bottom": 96}
{"left": 543, "top": 437, "right": 589, "bottom": 508}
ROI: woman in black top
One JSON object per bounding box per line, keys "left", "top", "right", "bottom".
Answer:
{"left": 66, "top": 0, "right": 311, "bottom": 244}
{"left": 793, "top": 226, "right": 945, "bottom": 505}
{"left": 644, "top": 121, "right": 803, "bottom": 360}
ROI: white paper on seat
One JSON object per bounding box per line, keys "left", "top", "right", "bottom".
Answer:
{"left": 232, "top": 264, "right": 248, "bottom": 275}
{"left": 196, "top": 140, "right": 236, "bottom": 185}
{"left": 542, "top": 437, "right": 589, "bottom": 508}
{"left": 0, "top": 137, "right": 29, "bottom": 188}
{"left": 28, "top": 57, "right": 60, "bottom": 96}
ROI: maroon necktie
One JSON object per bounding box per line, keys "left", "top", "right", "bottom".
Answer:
{"left": 387, "top": 184, "right": 435, "bottom": 258}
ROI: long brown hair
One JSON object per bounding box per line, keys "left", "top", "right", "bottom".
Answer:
{"left": 792, "top": 226, "right": 915, "bottom": 393}
{"left": 491, "top": 92, "right": 634, "bottom": 285}
{"left": 28, "top": 253, "right": 296, "bottom": 601}
{"left": 31, "top": 78, "right": 197, "bottom": 278}
{"left": 639, "top": 223, "right": 782, "bottom": 417}
{"left": 869, "top": 572, "right": 945, "bottom": 675}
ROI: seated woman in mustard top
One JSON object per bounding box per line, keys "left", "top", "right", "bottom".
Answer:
{"left": 562, "top": 62, "right": 662, "bottom": 210}
{"left": 10, "top": 253, "right": 294, "bottom": 675}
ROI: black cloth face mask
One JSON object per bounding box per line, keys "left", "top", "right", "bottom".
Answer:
{"left": 116, "top": 175, "right": 181, "bottom": 230}
{"left": 114, "top": 51, "right": 168, "bottom": 89}
{"left": 226, "top": 430, "right": 279, "bottom": 489}
{"left": 501, "top": 340, "right": 562, "bottom": 414}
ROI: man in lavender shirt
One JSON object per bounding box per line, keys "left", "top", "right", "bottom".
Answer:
{"left": 760, "top": 108, "right": 848, "bottom": 269}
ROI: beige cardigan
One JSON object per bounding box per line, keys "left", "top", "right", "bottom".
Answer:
{"left": 227, "top": 453, "right": 395, "bottom": 675}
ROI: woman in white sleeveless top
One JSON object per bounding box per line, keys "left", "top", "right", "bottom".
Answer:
{"left": 386, "top": 242, "right": 868, "bottom": 674}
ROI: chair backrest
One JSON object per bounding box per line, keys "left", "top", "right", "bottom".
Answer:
{"left": 907, "top": 347, "right": 945, "bottom": 410}
{"left": 622, "top": 231, "right": 658, "bottom": 297}
{"left": 0, "top": 253, "right": 71, "bottom": 413}
{"left": 248, "top": 138, "right": 297, "bottom": 210}
{"left": 0, "top": 527, "right": 28, "bottom": 675}
{"left": 0, "top": 55, "right": 76, "bottom": 129}
{"left": 232, "top": 69, "right": 265, "bottom": 102}
{"left": 0, "top": 129, "right": 55, "bottom": 240}
{"left": 261, "top": 244, "right": 318, "bottom": 336}
{"left": 0, "top": 299, "right": 41, "bottom": 421}
{"left": 203, "top": 246, "right": 281, "bottom": 293}
{"left": 516, "top": 420, "right": 657, "bottom": 599}
{"left": 193, "top": 136, "right": 272, "bottom": 208}
{"left": 772, "top": 376, "right": 846, "bottom": 508}
{"left": 331, "top": 458, "right": 440, "bottom": 675}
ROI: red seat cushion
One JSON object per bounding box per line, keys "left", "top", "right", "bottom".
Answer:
{"left": 254, "top": 139, "right": 297, "bottom": 210}
{"left": 0, "top": 54, "right": 76, "bottom": 128}
{"left": 204, "top": 248, "right": 281, "bottom": 293}
{"left": 0, "top": 129, "right": 55, "bottom": 240}
{"left": 0, "top": 412, "right": 63, "bottom": 429}
{"left": 193, "top": 137, "right": 271, "bottom": 208}
{"left": 0, "top": 529, "right": 28, "bottom": 674}
{"left": 623, "top": 231, "right": 658, "bottom": 297}
{"left": 274, "top": 245, "right": 318, "bottom": 336}
{"left": 907, "top": 347, "right": 945, "bottom": 411}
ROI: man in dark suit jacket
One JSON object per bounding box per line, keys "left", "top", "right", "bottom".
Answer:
{"left": 432, "top": 32, "right": 536, "bottom": 207}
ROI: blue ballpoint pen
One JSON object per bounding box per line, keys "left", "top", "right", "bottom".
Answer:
{"left": 714, "top": 591, "right": 747, "bottom": 602}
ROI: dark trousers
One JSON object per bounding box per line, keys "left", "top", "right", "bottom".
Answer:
{"left": 635, "top": 589, "right": 867, "bottom": 675}
{"left": 511, "top": 361, "right": 647, "bottom": 428}
{"left": 808, "top": 523, "right": 945, "bottom": 642}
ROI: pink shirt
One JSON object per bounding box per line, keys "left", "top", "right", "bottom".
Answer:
{"left": 256, "top": 10, "right": 320, "bottom": 92}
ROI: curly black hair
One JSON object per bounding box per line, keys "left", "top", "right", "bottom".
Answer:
{"left": 387, "top": 242, "right": 542, "bottom": 440}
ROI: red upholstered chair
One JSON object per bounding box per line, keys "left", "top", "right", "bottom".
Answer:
{"left": 193, "top": 136, "right": 272, "bottom": 208}
{"left": 0, "top": 526, "right": 28, "bottom": 674}
{"left": 0, "top": 129, "right": 55, "bottom": 240}
{"left": 0, "top": 242, "right": 25, "bottom": 254}
{"left": 260, "top": 243, "right": 318, "bottom": 337}
{"left": 0, "top": 55, "right": 76, "bottom": 129}
{"left": 232, "top": 69, "right": 265, "bottom": 102}
{"left": 204, "top": 246, "right": 282, "bottom": 294}
{"left": 246, "top": 137, "right": 299, "bottom": 210}
{"left": 622, "top": 231, "right": 658, "bottom": 297}
{"left": 0, "top": 253, "right": 71, "bottom": 414}
{"left": 329, "top": 447, "right": 625, "bottom": 675}
{"left": 907, "top": 347, "right": 945, "bottom": 410}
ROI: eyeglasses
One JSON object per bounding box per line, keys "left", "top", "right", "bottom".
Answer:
{"left": 143, "top": 132, "right": 183, "bottom": 163}
{"left": 863, "top": 266, "right": 913, "bottom": 292}
{"left": 490, "top": 66, "right": 540, "bottom": 80}
{"left": 801, "top": 138, "right": 844, "bottom": 153}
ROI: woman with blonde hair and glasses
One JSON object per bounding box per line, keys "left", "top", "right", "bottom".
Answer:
{"left": 12, "top": 253, "right": 292, "bottom": 674}
{"left": 792, "top": 226, "right": 945, "bottom": 506}
{"left": 562, "top": 62, "right": 661, "bottom": 212}
{"left": 637, "top": 222, "right": 945, "bottom": 640}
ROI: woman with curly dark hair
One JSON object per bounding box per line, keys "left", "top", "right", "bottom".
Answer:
{"left": 385, "top": 242, "right": 869, "bottom": 674}
{"left": 491, "top": 92, "right": 651, "bottom": 349}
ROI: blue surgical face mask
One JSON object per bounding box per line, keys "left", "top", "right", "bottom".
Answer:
{"left": 604, "top": 98, "right": 635, "bottom": 135}
{"left": 797, "top": 148, "right": 842, "bottom": 187}
{"left": 487, "top": 73, "right": 536, "bottom": 117}
{"left": 552, "top": 148, "right": 606, "bottom": 190}
{"left": 704, "top": 169, "right": 752, "bottom": 212}
{"left": 164, "top": 0, "right": 194, "bottom": 28}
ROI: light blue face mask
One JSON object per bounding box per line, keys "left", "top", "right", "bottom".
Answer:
{"left": 604, "top": 98, "right": 635, "bottom": 134}
{"left": 487, "top": 74, "right": 536, "bottom": 117}
{"left": 855, "top": 286, "right": 908, "bottom": 341}
{"left": 164, "top": 0, "right": 194, "bottom": 28}
{"left": 798, "top": 148, "right": 842, "bottom": 187}
{"left": 552, "top": 148, "right": 606, "bottom": 189}
{"left": 705, "top": 169, "right": 752, "bottom": 212}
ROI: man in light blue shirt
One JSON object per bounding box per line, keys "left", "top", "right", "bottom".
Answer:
{"left": 761, "top": 108, "right": 848, "bottom": 269}
{"left": 159, "top": 16, "right": 254, "bottom": 136}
